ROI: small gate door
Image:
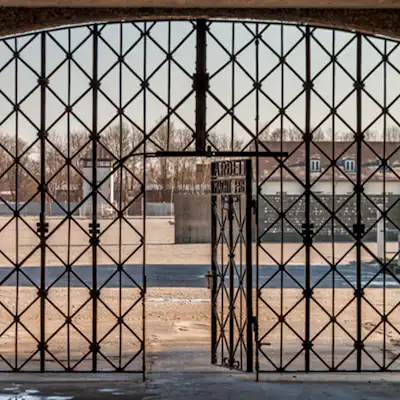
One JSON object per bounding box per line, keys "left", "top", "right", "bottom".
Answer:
{"left": 211, "top": 159, "right": 253, "bottom": 372}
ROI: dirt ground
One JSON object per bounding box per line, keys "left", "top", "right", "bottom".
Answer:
{"left": 0, "top": 216, "right": 399, "bottom": 372}
{"left": 0, "top": 286, "right": 398, "bottom": 372}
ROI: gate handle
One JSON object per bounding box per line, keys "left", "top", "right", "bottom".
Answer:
{"left": 205, "top": 271, "right": 213, "bottom": 289}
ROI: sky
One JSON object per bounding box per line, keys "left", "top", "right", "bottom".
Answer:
{"left": 0, "top": 20, "right": 399, "bottom": 153}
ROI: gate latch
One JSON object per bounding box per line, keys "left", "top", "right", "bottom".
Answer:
{"left": 205, "top": 271, "right": 213, "bottom": 289}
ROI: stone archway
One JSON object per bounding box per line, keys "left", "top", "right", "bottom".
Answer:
{"left": 0, "top": 6, "right": 400, "bottom": 38}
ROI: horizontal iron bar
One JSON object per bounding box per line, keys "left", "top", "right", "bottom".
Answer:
{"left": 151, "top": 151, "right": 289, "bottom": 158}
{"left": 114, "top": 150, "right": 288, "bottom": 168}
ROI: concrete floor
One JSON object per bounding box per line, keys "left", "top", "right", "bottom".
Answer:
{"left": 0, "top": 371, "right": 400, "bottom": 399}
{"left": 1, "top": 347, "right": 400, "bottom": 399}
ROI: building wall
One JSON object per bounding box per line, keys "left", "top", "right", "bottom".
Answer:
{"left": 261, "top": 180, "right": 400, "bottom": 195}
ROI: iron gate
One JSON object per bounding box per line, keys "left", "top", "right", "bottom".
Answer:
{"left": 0, "top": 18, "right": 399, "bottom": 374}
{"left": 211, "top": 159, "right": 253, "bottom": 372}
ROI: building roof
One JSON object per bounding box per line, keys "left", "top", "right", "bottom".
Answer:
{"left": 259, "top": 141, "right": 400, "bottom": 182}
{"left": 80, "top": 145, "right": 113, "bottom": 162}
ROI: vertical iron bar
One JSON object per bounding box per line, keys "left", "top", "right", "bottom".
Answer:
{"left": 383, "top": 38, "right": 387, "bottom": 371}
{"left": 211, "top": 190, "right": 217, "bottom": 364}
{"left": 331, "top": 29, "right": 336, "bottom": 370}
{"left": 167, "top": 21, "right": 172, "bottom": 151}
{"left": 255, "top": 22, "right": 260, "bottom": 381}
{"left": 118, "top": 21, "right": 123, "bottom": 371}
{"left": 279, "top": 23, "right": 285, "bottom": 371}
{"left": 245, "top": 159, "right": 253, "bottom": 373}
{"left": 231, "top": 23, "right": 235, "bottom": 151}
{"left": 221, "top": 196, "right": 225, "bottom": 365}
{"left": 67, "top": 27, "right": 72, "bottom": 371}
{"left": 14, "top": 35, "right": 19, "bottom": 371}
{"left": 229, "top": 195, "right": 234, "bottom": 368}
{"left": 142, "top": 21, "right": 148, "bottom": 380}
{"left": 39, "top": 31, "right": 47, "bottom": 373}
{"left": 195, "top": 19, "right": 207, "bottom": 152}
{"left": 356, "top": 32, "right": 363, "bottom": 372}
{"left": 91, "top": 24, "right": 99, "bottom": 373}
{"left": 304, "top": 25, "right": 311, "bottom": 372}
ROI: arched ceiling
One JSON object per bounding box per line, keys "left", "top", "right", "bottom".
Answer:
{"left": 1, "top": 1, "right": 400, "bottom": 7}
{"left": 0, "top": 2, "right": 400, "bottom": 38}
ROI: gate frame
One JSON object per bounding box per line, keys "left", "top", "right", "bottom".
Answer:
{"left": 210, "top": 159, "right": 254, "bottom": 372}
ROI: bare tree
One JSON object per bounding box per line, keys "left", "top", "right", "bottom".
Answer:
{"left": 0, "top": 132, "right": 39, "bottom": 203}
{"left": 101, "top": 122, "right": 144, "bottom": 209}
{"left": 259, "top": 127, "right": 303, "bottom": 141}
{"left": 312, "top": 127, "right": 326, "bottom": 141}
{"left": 338, "top": 131, "right": 355, "bottom": 141}
{"left": 386, "top": 125, "right": 400, "bottom": 142}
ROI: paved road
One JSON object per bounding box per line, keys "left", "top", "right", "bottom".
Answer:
{"left": 0, "top": 263, "right": 397, "bottom": 288}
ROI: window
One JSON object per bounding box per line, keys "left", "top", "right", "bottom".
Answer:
{"left": 97, "top": 160, "right": 111, "bottom": 167}
{"left": 344, "top": 158, "right": 356, "bottom": 172}
{"left": 311, "top": 158, "right": 321, "bottom": 173}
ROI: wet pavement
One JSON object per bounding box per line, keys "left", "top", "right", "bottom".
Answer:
{"left": 0, "top": 347, "right": 400, "bottom": 399}
{"left": 0, "top": 263, "right": 396, "bottom": 289}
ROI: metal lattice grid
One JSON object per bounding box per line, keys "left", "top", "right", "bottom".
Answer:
{"left": 211, "top": 159, "right": 253, "bottom": 372}
{"left": 0, "top": 19, "right": 400, "bottom": 374}
{"left": 0, "top": 20, "right": 197, "bottom": 373}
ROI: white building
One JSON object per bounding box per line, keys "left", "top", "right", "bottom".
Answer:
{"left": 259, "top": 141, "right": 400, "bottom": 196}
{"left": 81, "top": 147, "right": 115, "bottom": 217}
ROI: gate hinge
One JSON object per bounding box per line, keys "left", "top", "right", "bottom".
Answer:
{"left": 192, "top": 72, "right": 210, "bottom": 91}
{"left": 36, "top": 221, "right": 49, "bottom": 234}
{"left": 353, "top": 223, "right": 365, "bottom": 235}
{"left": 252, "top": 315, "right": 259, "bottom": 336}
{"left": 89, "top": 222, "right": 100, "bottom": 236}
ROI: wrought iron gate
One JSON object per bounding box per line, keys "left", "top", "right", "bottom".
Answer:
{"left": 211, "top": 159, "right": 253, "bottom": 372}
{"left": 0, "top": 18, "right": 400, "bottom": 375}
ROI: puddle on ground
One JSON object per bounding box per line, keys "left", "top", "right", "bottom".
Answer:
{"left": 0, "top": 395, "right": 73, "bottom": 400}
{"left": 98, "top": 389, "right": 124, "bottom": 395}
{"left": 148, "top": 298, "right": 209, "bottom": 303}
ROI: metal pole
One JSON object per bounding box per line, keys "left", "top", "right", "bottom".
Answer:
{"left": 211, "top": 191, "right": 217, "bottom": 364}
{"left": 142, "top": 20, "right": 148, "bottom": 381}
{"left": 39, "top": 31, "right": 47, "bottom": 373}
{"left": 91, "top": 24, "right": 99, "bottom": 372}
{"left": 228, "top": 195, "right": 234, "bottom": 368}
{"left": 304, "top": 25, "right": 312, "bottom": 372}
{"left": 195, "top": 19, "right": 208, "bottom": 152}
{"left": 356, "top": 33, "right": 363, "bottom": 372}
{"left": 245, "top": 159, "right": 253, "bottom": 373}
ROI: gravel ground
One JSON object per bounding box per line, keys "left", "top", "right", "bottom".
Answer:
{"left": 0, "top": 286, "right": 398, "bottom": 371}
{"left": 0, "top": 217, "right": 399, "bottom": 372}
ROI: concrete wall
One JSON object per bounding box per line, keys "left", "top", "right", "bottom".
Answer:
{"left": 175, "top": 195, "right": 211, "bottom": 243}
{"left": 175, "top": 193, "right": 400, "bottom": 243}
